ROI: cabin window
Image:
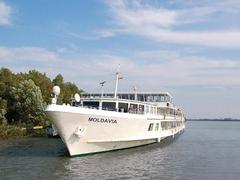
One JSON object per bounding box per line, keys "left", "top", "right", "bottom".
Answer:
{"left": 163, "top": 108, "right": 168, "bottom": 116}
{"left": 173, "top": 122, "right": 177, "bottom": 128}
{"left": 129, "top": 94, "right": 134, "bottom": 100}
{"left": 118, "top": 102, "right": 128, "bottom": 113}
{"left": 139, "top": 105, "right": 144, "bottom": 114}
{"left": 138, "top": 95, "right": 144, "bottom": 101}
{"left": 155, "top": 123, "right": 159, "bottom": 131}
{"left": 72, "top": 101, "right": 81, "bottom": 107}
{"left": 121, "top": 95, "right": 129, "bottom": 100}
{"left": 129, "top": 103, "right": 138, "bottom": 113}
{"left": 153, "top": 95, "right": 159, "bottom": 102}
{"left": 160, "top": 96, "right": 165, "bottom": 102}
{"left": 83, "top": 101, "right": 99, "bottom": 108}
{"left": 166, "top": 96, "right": 170, "bottom": 102}
{"left": 148, "top": 123, "right": 154, "bottom": 131}
{"left": 146, "top": 106, "right": 149, "bottom": 113}
{"left": 161, "top": 122, "right": 168, "bottom": 130}
{"left": 170, "top": 122, "right": 173, "bottom": 128}
{"left": 159, "top": 108, "right": 164, "bottom": 115}
{"left": 102, "top": 102, "right": 116, "bottom": 111}
{"left": 147, "top": 95, "right": 153, "bottom": 102}
{"left": 150, "top": 106, "right": 153, "bottom": 114}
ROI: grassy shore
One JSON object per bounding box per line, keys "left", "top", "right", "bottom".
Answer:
{"left": 0, "top": 124, "right": 46, "bottom": 139}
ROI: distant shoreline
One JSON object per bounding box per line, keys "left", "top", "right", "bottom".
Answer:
{"left": 187, "top": 119, "right": 240, "bottom": 122}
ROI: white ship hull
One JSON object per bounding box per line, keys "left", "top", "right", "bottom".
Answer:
{"left": 46, "top": 104, "right": 185, "bottom": 157}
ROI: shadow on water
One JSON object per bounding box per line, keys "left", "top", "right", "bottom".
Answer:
{"left": 0, "top": 137, "right": 69, "bottom": 158}
{"left": 0, "top": 131, "right": 184, "bottom": 158}
{"left": 53, "top": 132, "right": 185, "bottom": 179}
{"left": 0, "top": 132, "right": 186, "bottom": 179}
{"left": 3, "top": 122, "right": 240, "bottom": 179}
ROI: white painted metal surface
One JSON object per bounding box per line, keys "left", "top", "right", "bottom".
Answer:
{"left": 46, "top": 103, "right": 185, "bottom": 156}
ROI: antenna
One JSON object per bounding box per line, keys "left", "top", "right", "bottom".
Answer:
{"left": 133, "top": 85, "right": 137, "bottom": 100}
{"left": 100, "top": 81, "right": 106, "bottom": 99}
{"left": 114, "top": 64, "right": 123, "bottom": 99}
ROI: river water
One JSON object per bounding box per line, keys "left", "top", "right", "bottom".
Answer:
{"left": 1, "top": 121, "right": 240, "bottom": 180}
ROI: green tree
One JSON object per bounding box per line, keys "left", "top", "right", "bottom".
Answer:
{"left": 0, "top": 97, "right": 7, "bottom": 124}
{"left": 62, "top": 82, "right": 81, "bottom": 103}
{"left": 0, "top": 68, "right": 21, "bottom": 98}
{"left": 20, "top": 70, "right": 52, "bottom": 104}
{"left": 52, "top": 74, "right": 64, "bottom": 86}
{"left": 0, "top": 68, "right": 23, "bottom": 123}
{"left": 10, "top": 79, "right": 46, "bottom": 126}
{"left": 52, "top": 74, "right": 82, "bottom": 104}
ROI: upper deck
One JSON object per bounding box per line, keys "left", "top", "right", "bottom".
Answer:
{"left": 72, "top": 92, "right": 183, "bottom": 117}
{"left": 80, "top": 92, "right": 173, "bottom": 104}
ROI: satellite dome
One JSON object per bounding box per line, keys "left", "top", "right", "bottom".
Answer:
{"left": 74, "top": 93, "right": 81, "bottom": 102}
{"left": 52, "top": 86, "right": 60, "bottom": 96}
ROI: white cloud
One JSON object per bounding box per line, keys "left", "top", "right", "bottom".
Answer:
{"left": 1, "top": 45, "right": 240, "bottom": 118}
{"left": 145, "top": 29, "right": 240, "bottom": 48}
{"left": 67, "top": 29, "right": 116, "bottom": 41}
{"left": 0, "top": 1, "right": 12, "bottom": 25}
{"left": 94, "top": 29, "right": 116, "bottom": 38}
{"left": 198, "top": 0, "right": 240, "bottom": 14}
{"left": 139, "top": 50, "right": 240, "bottom": 85}
{"left": 1, "top": 46, "right": 240, "bottom": 90}
{"left": 0, "top": 46, "right": 58, "bottom": 62}
{"left": 67, "top": 32, "right": 99, "bottom": 41}
{"left": 105, "top": 0, "right": 240, "bottom": 48}
{"left": 107, "top": 0, "right": 177, "bottom": 28}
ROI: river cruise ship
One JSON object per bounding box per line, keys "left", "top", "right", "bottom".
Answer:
{"left": 46, "top": 73, "right": 185, "bottom": 157}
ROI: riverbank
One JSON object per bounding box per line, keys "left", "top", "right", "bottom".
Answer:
{"left": 0, "top": 124, "right": 46, "bottom": 139}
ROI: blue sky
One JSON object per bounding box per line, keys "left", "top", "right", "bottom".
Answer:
{"left": 1, "top": 0, "right": 240, "bottom": 118}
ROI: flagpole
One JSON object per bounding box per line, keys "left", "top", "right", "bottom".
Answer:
{"left": 114, "top": 65, "right": 120, "bottom": 99}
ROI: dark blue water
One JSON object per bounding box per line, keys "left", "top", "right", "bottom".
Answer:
{"left": 1, "top": 121, "right": 240, "bottom": 180}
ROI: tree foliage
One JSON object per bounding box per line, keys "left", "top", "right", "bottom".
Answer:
{"left": 0, "top": 67, "right": 83, "bottom": 128}
{"left": 10, "top": 79, "right": 46, "bottom": 126}
{"left": 0, "top": 68, "right": 22, "bottom": 99}
{"left": 52, "top": 74, "right": 64, "bottom": 86}
{"left": 0, "top": 68, "right": 22, "bottom": 123}
{"left": 0, "top": 97, "right": 7, "bottom": 124}
{"left": 52, "top": 74, "right": 81, "bottom": 104}
{"left": 20, "top": 70, "right": 52, "bottom": 104}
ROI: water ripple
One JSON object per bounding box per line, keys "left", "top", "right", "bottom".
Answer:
{"left": 1, "top": 122, "right": 240, "bottom": 180}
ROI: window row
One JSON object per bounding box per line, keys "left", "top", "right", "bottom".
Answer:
{"left": 161, "top": 121, "right": 183, "bottom": 130}
{"left": 80, "top": 101, "right": 183, "bottom": 117}
{"left": 148, "top": 123, "right": 160, "bottom": 131}
{"left": 148, "top": 121, "right": 183, "bottom": 132}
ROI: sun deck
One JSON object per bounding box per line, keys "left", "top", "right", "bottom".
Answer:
{"left": 71, "top": 92, "right": 183, "bottom": 118}
{"left": 80, "top": 92, "right": 173, "bottom": 103}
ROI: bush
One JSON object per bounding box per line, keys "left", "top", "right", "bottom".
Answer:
{"left": 0, "top": 97, "right": 7, "bottom": 124}
{"left": 0, "top": 68, "right": 83, "bottom": 137}
{"left": 0, "top": 124, "right": 27, "bottom": 138}
{"left": 9, "top": 79, "right": 46, "bottom": 126}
